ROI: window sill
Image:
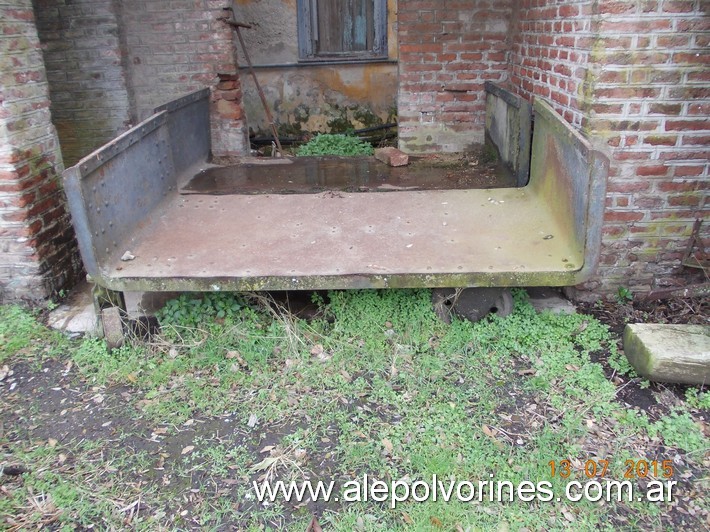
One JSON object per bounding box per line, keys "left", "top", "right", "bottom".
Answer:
{"left": 240, "top": 58, "right": 398, "bottom": 70}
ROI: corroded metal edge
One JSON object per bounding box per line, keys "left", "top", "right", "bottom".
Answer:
{"left": 98, "top": 270, "right": 585, "bottom": 293}
{"left": 68, "top": 112, "right": 168, "bottom": 179}
{"left": 532, "top": 98, "right": 609, "bottom": 284}
{"left": 154, "top": 88, "right": 211, "bottom": 114}
{"left": 484, "top": 81, "right": 524, "bottom": 110}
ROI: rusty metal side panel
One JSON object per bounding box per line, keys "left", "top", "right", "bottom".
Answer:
{"left": 154, "top": 88, "right": 210, "bottom": 174}
{"left": 62, "top": 111, "right": 176, "bottom": 278}
{"left": 529, "top": 99, "right": 609, "bottom": 284}
{"left": 63, "top": 166, "right": 100, "bottom": 278}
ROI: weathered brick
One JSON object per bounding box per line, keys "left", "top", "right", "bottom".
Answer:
{"left": 672, "top": 165, "right": 705, "bottom": 177}
{"left": 398, "top": 0, "right": 512, "bottom": 153}
{"left": 644, "top": 135, "right": 677, "bottom": 146}
{"left": 375, "top": 147, "right": 410, "bottom": 167}
{"left": 637, "top": 165, "right": 670, "bottom": 177}
{"left": 0, "top": 2, "right": 84, "bottom": 303}
{"left": 604, "top": 211, "right": 646, "bottom": 223}
{"left": 666, "top": 119, "right": 710, "bottom": 131}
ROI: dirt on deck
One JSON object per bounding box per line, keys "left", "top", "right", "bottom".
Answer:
{"left": 183, "top": 148, "right": 516, "bottom": 196}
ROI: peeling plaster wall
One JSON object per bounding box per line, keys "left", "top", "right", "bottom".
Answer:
{"left": 233, "top": 0, "right": 300, "bottom": 65}
{"left": 232, "top": 0, "right": 399, "bottom": 138}
{"left": 242, "top": 64, "right": 398, "bottom": 136}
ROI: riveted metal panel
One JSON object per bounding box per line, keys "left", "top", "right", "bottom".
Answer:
{"left": 155, "top": 88, "right": 210, "bottom": 173}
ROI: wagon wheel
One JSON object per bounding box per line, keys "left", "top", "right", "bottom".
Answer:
{"left": 101, "top": 306, "right": 125, "bottom": 350}
{"left": 432, "top": 287, "right": 514, "bottom": 323}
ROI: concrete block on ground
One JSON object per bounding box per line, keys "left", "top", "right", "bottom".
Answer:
{"left": 375, "top": 147, "right": 409, "bottom": 167}
{"left": 526, "top": 287, "right": 576, "bottom": 314}
{"left": 47, "top": 280, "right": 98, "bottom": 336}
{"left": 623, "top": 324, "right": 710, "bottom": 385}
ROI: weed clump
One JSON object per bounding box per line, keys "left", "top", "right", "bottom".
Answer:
{"left": 296, "top": 134, "right": 374, "bottom": 157}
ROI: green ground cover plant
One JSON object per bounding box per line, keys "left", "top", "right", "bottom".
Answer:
{"left": 296, "top": 134, "right": 374, "bottom": 157}
{"left": 0, "top": 290, "right": 707, "bottom": 530}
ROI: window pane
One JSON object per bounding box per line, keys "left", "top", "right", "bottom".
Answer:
{"left": 316, "top": 0, "right": 375, "bottom": 55}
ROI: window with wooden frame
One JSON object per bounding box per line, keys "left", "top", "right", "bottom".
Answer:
{"left": 297, "top": 0, "right": 388, "bottom": 62}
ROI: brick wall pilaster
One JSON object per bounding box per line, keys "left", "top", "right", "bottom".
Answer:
{"left": 510, "top": 0, "right": 709, "bottom": 298}
{"left": 584, "top": 0, "right": 709, "bottom": 296}
{"left": 0, "top": 1, "right": 82, "bottom": 303}
{"left": 211, "top": 73, "right": 249, "bottom": 159}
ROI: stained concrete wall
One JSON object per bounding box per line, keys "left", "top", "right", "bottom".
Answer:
{"left": 232, "top": 0, "right": 399, "bottom": 138}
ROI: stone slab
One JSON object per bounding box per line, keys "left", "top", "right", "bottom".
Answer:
{"left": 623, "top": 324, "right": 710, "bottom": 385}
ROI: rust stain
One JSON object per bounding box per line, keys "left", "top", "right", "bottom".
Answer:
{"left": 316, "top": 65, "right": 394, "bottom": 105}
{"left": 387, "top": 0, "right": 398, "bottom": 59}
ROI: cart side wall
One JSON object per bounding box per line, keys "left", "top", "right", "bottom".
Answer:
{"left": 484, "top": 82, "right": 532, "bottom": 188}
{"left": 63, "top": 89, "right": 211, "bottom": 279}
{"left": 154, "top": 88, "right": 211, "bottom": 175}
{"left": 529, "top": 98, "right": 609, "bottom": 282}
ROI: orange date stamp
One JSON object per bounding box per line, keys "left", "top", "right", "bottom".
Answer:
{"left": 548, "top": 459, "right": 675, "bottom": 479}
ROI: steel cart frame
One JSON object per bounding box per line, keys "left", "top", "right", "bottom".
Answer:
{"left": 63, "top": 86, "right": 608, "bottom": 339}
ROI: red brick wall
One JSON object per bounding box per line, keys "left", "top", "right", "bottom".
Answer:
{"left": 1, "top": 0, "right": 247, "bottom": 302}
{"left": 34, "top": 0, "right": 248, "bottom": 161}
{"left": 211, "top": 73, "right": 249, "bottom": 160}
{"left": 0, "top": 1, "right": 82, "bottom": 302}
{"left": 587, "top": 0, "right": 709, "bottom": 295}
{"left": 2, "top": 0, "right": 706, "bottom": 301}
{"left": 509, "top": 0, "right": 595, "bottom": 129}
{"left": 398, "top": 0, "right": 513, "bottom": 152}
{"left": 510, "top": 0, "right": 709, "bottom": 297}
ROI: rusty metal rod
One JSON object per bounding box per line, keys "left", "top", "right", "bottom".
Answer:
{"left": 221, "top": 11, "right": 283, "bottom": 156}
{"left": 642, "top": 282, "right": 710, "bottom": 301}
{"left": 223, "top": 20, "right": 252, "bottom": 30}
